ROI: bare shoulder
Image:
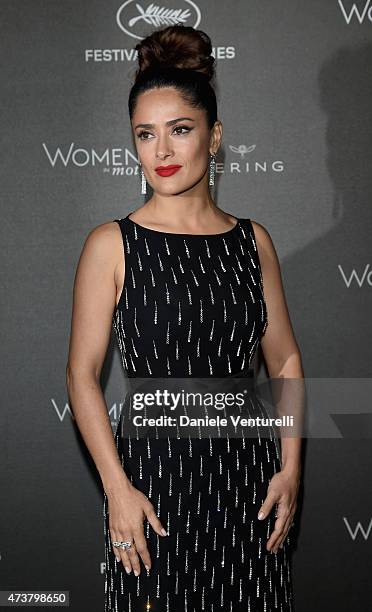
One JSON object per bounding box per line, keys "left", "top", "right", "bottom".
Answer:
{"left": 249, "top": 219, "right": 278, "bottom": 268}
{"left": 84, "top": 220, "right": 119, "bottom": 247}
{"left": 73, "top": 221, "right": 124, "bottom": 297}
{"left": 80, "top": 220, "right": 122, "bottom": 262}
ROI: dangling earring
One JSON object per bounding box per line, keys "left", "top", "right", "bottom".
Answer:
{"left": 140, "top": 164, "right": 147, "bottom": 195}
{"left": 208, "top": 152, "right": 216, "bottom": 187}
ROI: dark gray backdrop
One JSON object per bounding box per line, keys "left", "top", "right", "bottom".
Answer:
{"left": 1, "top": 1, "right": 371, "bottom": 610}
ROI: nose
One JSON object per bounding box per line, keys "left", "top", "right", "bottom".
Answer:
{"left": 155, "top": 132, "right": 173, "bottom": 161}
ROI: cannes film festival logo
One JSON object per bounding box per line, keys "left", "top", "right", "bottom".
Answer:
{"left": 116, "top": 0, "right": 201, "bottom": 40}
{"left": 338, "top": 0, "right": 372, "bottom": 23}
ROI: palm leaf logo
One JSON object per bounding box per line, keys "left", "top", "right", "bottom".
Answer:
{"left": 129, "top": 3, "right": 191, "bottom": 27}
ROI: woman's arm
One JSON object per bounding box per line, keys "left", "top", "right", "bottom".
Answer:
{"left": 252, "top": 220, "right": 304, "bottom": 470}
{"left": 251, "top": 220, "right": 304, "bottom": 552}
{"left": 66, "top": 222, "right": 128, "bottom": 493}
{"left": 66, "top": 221, "right": 167, "bottom": 574}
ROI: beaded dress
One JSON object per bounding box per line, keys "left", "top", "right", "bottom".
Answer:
{"left": 103, "top": 214, "right": 294, "bottom": 611}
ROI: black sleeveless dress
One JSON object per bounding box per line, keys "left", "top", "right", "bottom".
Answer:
{"left": 103, "top": 214, "right": 294, "bottom": 611}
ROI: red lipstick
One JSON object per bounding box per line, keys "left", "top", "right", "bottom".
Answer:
{"left": 155, "top": 165, "right": 182, "bottom": 177}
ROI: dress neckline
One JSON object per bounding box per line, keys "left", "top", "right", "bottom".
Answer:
{"left": 125, "top": 213, "right": 241, "bottom": 237}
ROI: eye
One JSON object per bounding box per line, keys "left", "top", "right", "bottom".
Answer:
{"left": 136, "top": 125, "right": 192, "bottom": 140}
{"left": 137, "top": 130, "right": 153, "bottom": 141}
{"left": 173, "top": 125, "right": 192, "bottom": 135}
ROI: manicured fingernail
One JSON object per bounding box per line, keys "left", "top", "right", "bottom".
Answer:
{"left": 161, "top": 528, "right": 168, "bottom": 536}
{"left": 145, "top": 564, "right": 150, "bottom": 571}
{"left": 134, "top": 570, "right": 139, "bottom": 576}
{"left": 258, "top": 511, "right": 265, "bottom": 520}
{"left": 115, "top": 557, "right": 120, "bottom": 562}
{"left": 125, "top": 566, "right": 131, "bottom": 574}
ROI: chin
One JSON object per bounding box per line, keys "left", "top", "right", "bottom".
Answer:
{"left": 155, "top": 181, "right": 189, "bottom": 193}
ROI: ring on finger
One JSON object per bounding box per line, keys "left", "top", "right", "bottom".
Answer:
{"left": 112, "top": 539, "right": 134, "bottom": 550}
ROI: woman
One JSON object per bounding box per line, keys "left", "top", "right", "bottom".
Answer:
{"left": 66, "top": 24, "right": 302, "bottom": 611}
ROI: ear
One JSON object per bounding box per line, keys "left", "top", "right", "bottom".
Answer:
{"left": 209, "top": 120, "right": 223, "bottom": 155}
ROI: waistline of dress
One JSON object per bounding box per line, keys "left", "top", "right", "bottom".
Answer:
{"left": 124, "top": 366, "right": 256, "bottom": 397}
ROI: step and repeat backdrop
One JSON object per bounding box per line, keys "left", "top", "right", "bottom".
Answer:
{"left": 1, "top": 1, "right": 371, "bottom": 610}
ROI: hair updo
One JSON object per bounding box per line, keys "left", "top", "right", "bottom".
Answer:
{"left": 128, "top": 25, "right": 218, "bottom": 130}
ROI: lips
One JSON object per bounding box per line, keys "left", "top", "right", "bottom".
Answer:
{"left": 155, "top": 165, "right": 182, "bottom": 177}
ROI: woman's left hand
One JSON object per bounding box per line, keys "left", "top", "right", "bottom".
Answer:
{"left": 257, "top": 466, "right": 301, "bottom": 553}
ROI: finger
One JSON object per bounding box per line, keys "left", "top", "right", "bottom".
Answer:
{"left": 145, "top": 503, "right": 168, "bottom": 537}
{"left": 278, "top": 515, "right": 294, "bottom": 550}
{"left": 126, "top": 539, "right": 142, "bottom": 576}
{"left": 266, "top": 503, "right": 289, "bottom": 551}
{"left": 119, "top": 548, "right": 133, "bottom": 574}
{"left": 124, "top": 527, "right": 150, "bottom": 576}
{"left": 132, "top": 528, "right": 152, "bottom": 572}
{"left": 110, "top": 530, "right": 133, "bottom": 574}
{"left": 257, "top": 490, "right": 278, "bottom": 522}
{"left": 109, "top": 528, "right": 123, "bottom": 563}
{"left": 276, "top": 505, "right": 296, "bottom": 551}
{"left": 119, "top": 532, "right": 139, "bottom": 573}
{"left": 111, "top": 534, "right": 122, "bottom": 563}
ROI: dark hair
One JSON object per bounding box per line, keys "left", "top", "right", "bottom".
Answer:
{"left": 128, "top": 25, "right": 217, "bottom": 129}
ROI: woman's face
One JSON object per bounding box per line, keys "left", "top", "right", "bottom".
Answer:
{"left": 131, "top": 86, "right": 221, "bottom": 196}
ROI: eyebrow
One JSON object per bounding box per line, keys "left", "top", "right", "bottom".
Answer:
{"left": 134, "top": 117, "right": 195, "bottom": 129}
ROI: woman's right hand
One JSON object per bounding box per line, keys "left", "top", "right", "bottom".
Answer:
{"left": 107, "top": 480, "right": 168, "bottom": 576}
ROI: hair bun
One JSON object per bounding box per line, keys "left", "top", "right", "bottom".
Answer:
{"left": 134, "top": 25, "right": 215, "bottom": 81}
